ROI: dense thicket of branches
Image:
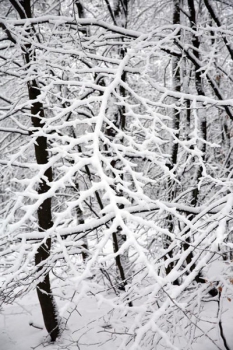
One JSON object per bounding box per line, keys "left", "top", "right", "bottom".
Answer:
{"left": 0, "top": 0, "right": 233, "bottom": 349}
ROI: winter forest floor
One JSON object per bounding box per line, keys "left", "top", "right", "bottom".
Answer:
{"left": 1, "top": 261, "right": 233, "bottom": 350}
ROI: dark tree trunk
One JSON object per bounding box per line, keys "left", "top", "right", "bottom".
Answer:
{"left": 183, "top": 0, "right": 216, "bottom": 289}
{"left": 103, "top": 0, "right": 132, "bottom": 304}
{"left": 30, "top": 84, "right": 60, "bottom": 341}
{"left": 164, "top": 0, "right": 181, "bottom": 283}
{"left": 9, "top": 0, "right": 60, "bottom": 341}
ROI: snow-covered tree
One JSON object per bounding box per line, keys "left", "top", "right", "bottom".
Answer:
{"left": 0, "top": 0, "right": 233, "bottom": 348}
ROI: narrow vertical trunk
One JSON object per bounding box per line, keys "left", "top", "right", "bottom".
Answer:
{"left": 9, "top": 0, "right": 60, "bottom": 340}
{"left": 183, "top": 0, "right": 209, "bottom": 285}
{"left": 69, "top": 1, "right": 90, "bottom": 263}
{"left": 104, "top": 0, "right": 132, "bottom": 301}
{"left": 164, "top": 0, "right": 181, "bottom": 282}
{"left": 74, "top": 182, "right": 89, "bottom": 262}
{"left": 114, "top": 0, "right": 132, "bottom": 302}
{"left": 30, "top": 84, "right": 60, "bottom": 341}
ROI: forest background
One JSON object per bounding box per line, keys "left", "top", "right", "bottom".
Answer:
{"left": 0, "top": 0, "right": 233, "bottom": 349}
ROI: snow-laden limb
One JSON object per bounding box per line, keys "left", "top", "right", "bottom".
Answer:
{"left": 0, "top": 1, "right": 233, "bottom": 349}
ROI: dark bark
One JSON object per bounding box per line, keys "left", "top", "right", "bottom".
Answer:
{"left": 9, "top": 0, "right": 60, "bottom": 341}
{"left": 74, "top": 180, "right": 89, "bottom": 262}
{"left": 164, "top": 0, "right": 181, "bottom": 284}
{"left": 103, "top": 0, "right": 132, "bottom": 303}
{"left": 187, "top": 0, "right": 207, "bottom": 208}
{"left": 182, "top": 0, "right": 215, "bottom": 289}
{"left": 170, "top": 0, "right": 181, "bottom": 173}
{"left": 203, "top": 0, "right": 233, "bottom": 61}
{"left": 173, "top": 1, "right": 233, "bottom": 121}
{"left": 30, "top": 85, "right": 60, "bottom": 341}
{"left": 183, "top": 0, "right": 204, "bottom": 282}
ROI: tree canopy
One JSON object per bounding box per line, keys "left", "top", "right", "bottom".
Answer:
{"left": 0, "top": 0, "right": 233, "bottom": 349}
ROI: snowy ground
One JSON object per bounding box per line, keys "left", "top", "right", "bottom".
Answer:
{"left": 0, "top": 285, "right": 130, "bottom": 350}
{"left": 0, "top": 290, "right": 113, "bottom": 350}
{"left": 1, "top": 261, "right": 233, "bottom": 350}
{"left": 1, "top": 291, "right": 233, "bottom": 350}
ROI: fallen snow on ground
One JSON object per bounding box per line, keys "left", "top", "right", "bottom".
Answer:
{"left": 1, "top": 260, "right": 233, "bottom": 350}
{"left": 0, "top": 287, "right": 128, "bottom": 350}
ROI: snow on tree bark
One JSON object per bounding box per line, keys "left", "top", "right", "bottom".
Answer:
{"left": 0, "top": 0, "right": 233, "bottom": 349}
